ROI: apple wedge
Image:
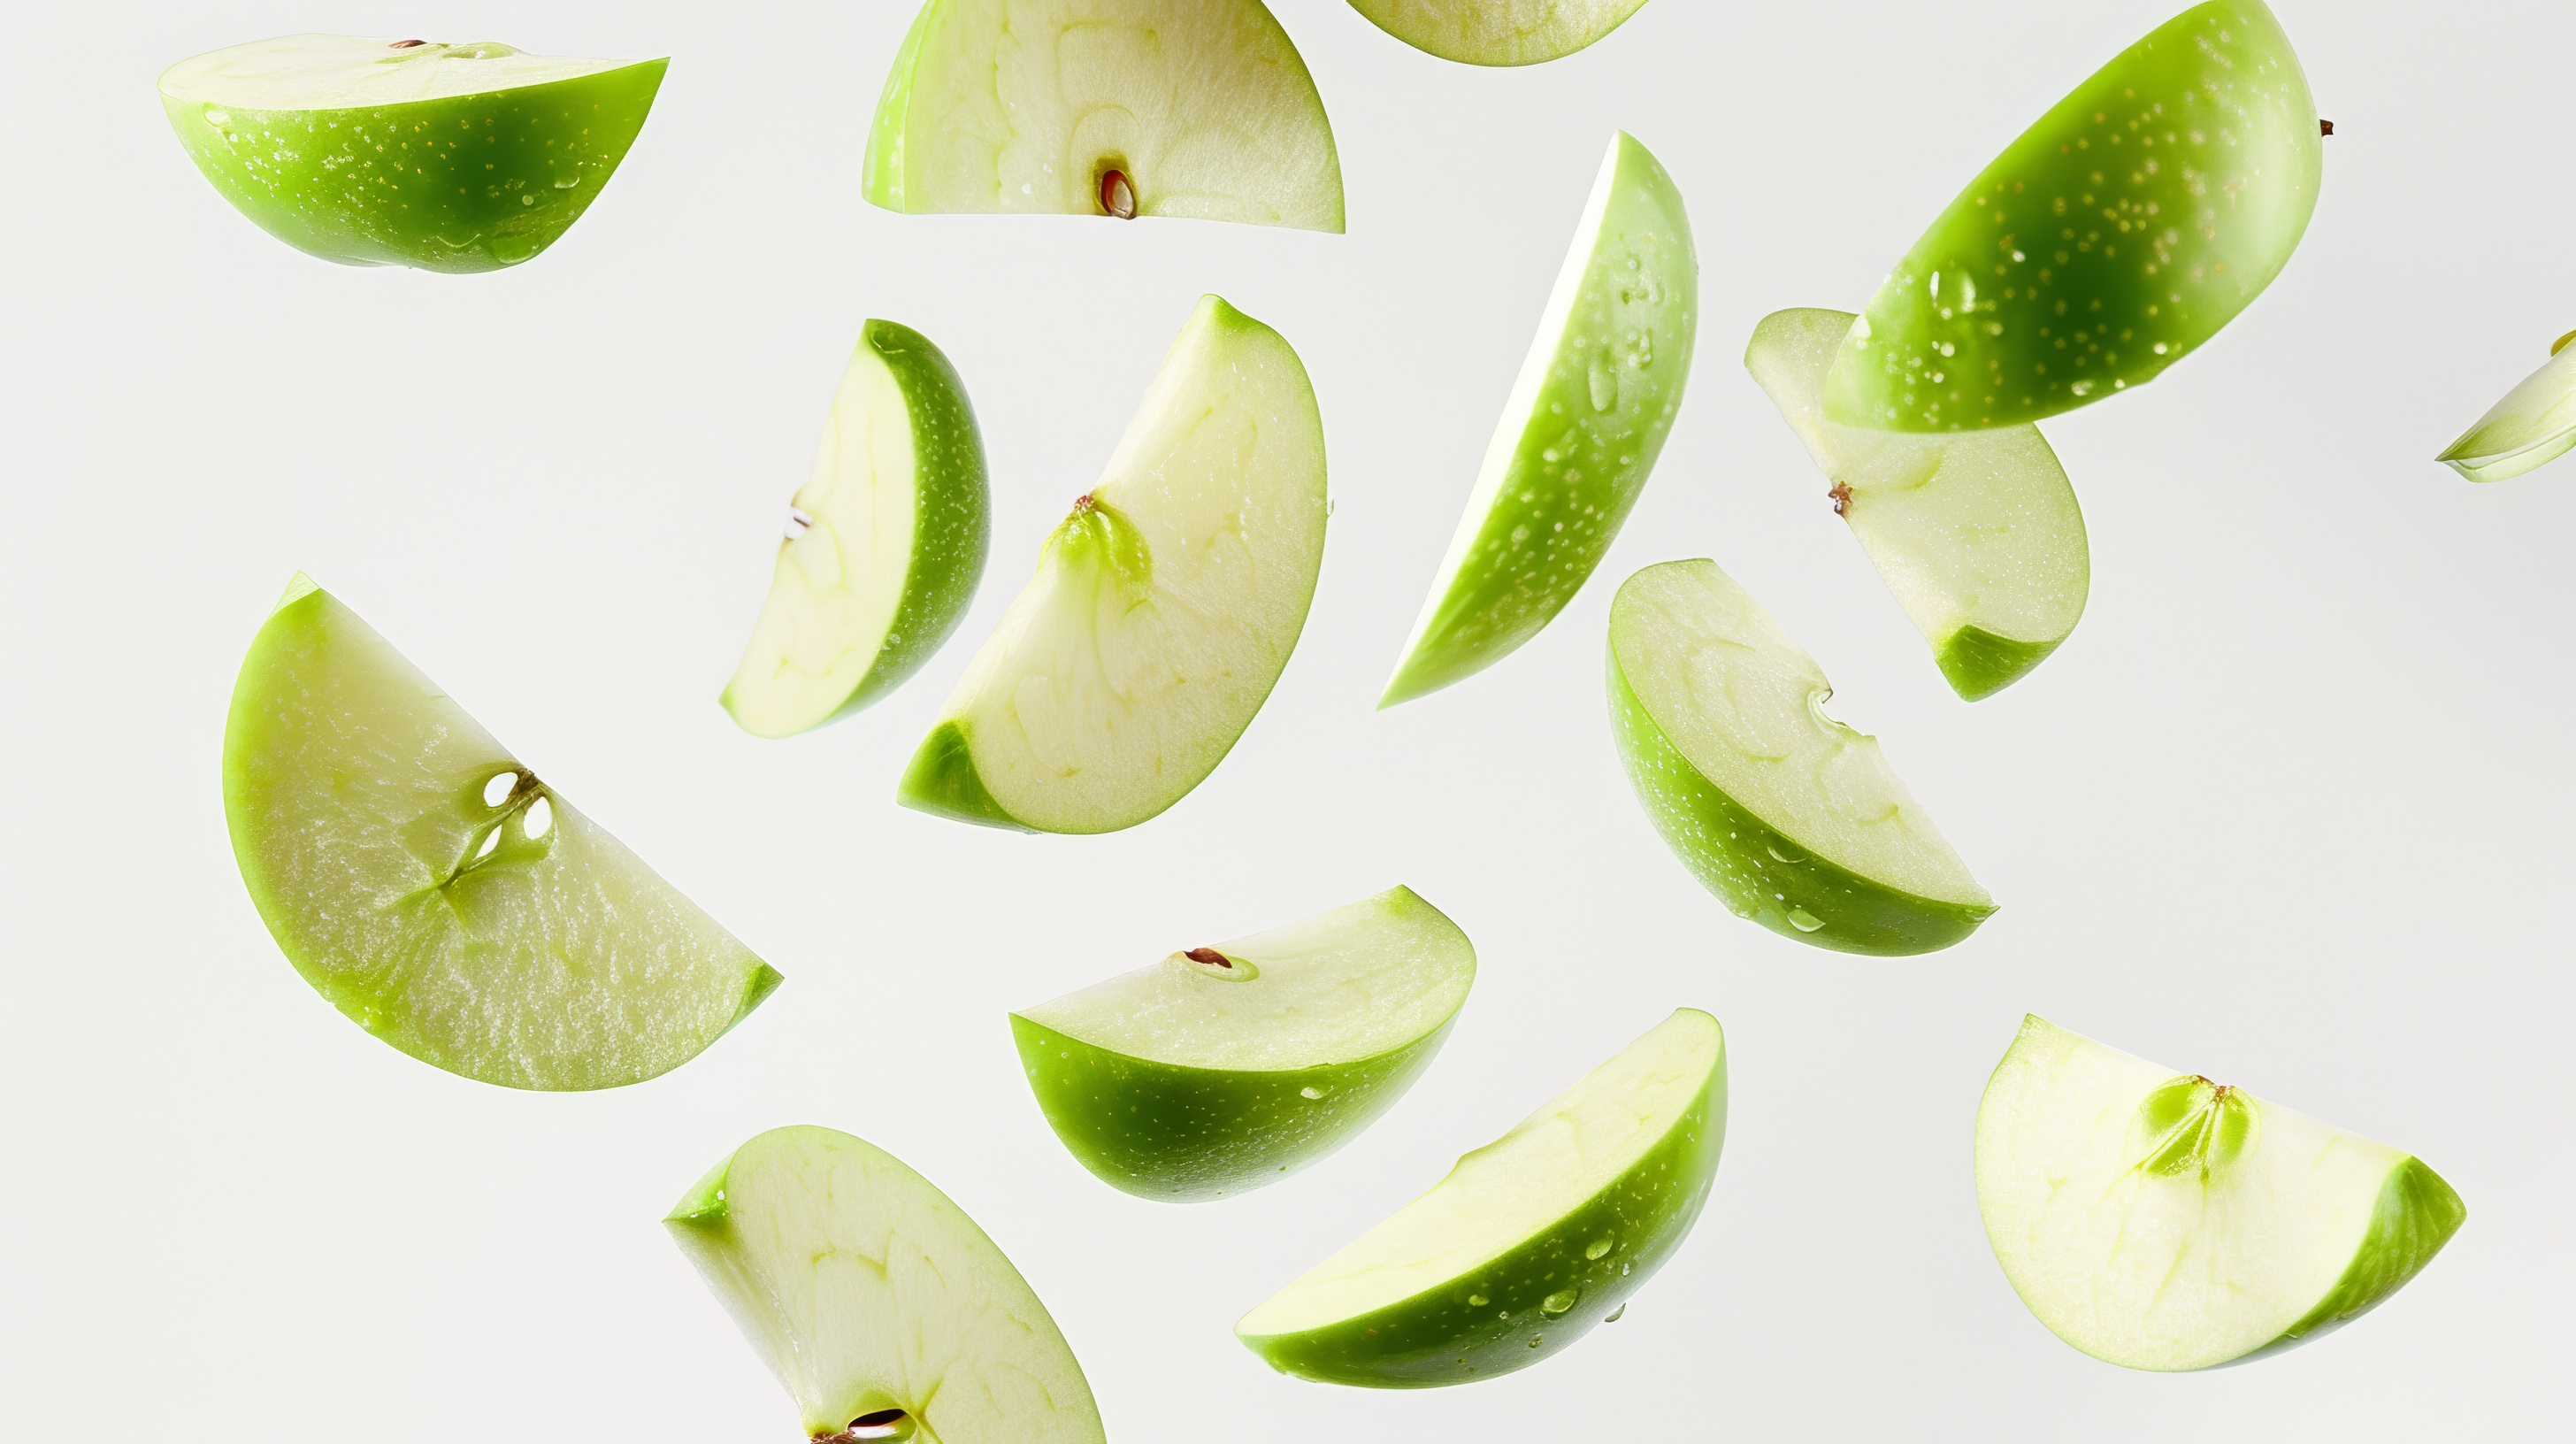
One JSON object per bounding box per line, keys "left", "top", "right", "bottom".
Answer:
{"left": 1382, "top": 131, "right": 1697, "bottom": 706}
{"left": 900, "top": 296, "right": 1326, "bottom": 833}
{"left": 1607, "top": 559, "right": 1994, "bottom": 954}
{"left": 1238, "top": 1008, "right": 1723, "bottom": 1386}
{"left": 160, "top": 35, "right": 664, "bottom": 272}
{"left": 1346, "top": 1, "right": 1652, "bottom": 66}
{"left": 223, "top": 577, "right": 779, "bottom": 1090}
{"left": 1747, "top": 308, "right": 2089, "bottom": 701}
{"left": 2438, "top": 329, "right": 2576, "bottom": 481}
{"left": 1825, "top": 0, "right": 2322, "bottom": 431}
{"left": 865, "top": 0, "right": 1344, "bottom": 232}
{"left": 1977, "top": 1016, "right": 2466, "bottom": 1371}
{"left": 1012, "top": 886, "right": 1475, "bottom": 1202}
{"left": 724, "top": 320, "right": 989, "bottom": 737}
{"left": 666, "top": 1125, "right": 1104, "bottom": 1443}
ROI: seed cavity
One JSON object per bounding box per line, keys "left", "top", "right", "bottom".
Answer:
{"left": 824, "top": 1409, "right": 916, "bottom": 1443}
{"left": 786, "top": 505, "right": 815, "bottom": 541}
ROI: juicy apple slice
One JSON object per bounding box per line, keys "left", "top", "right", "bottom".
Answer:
{"left": 2438, "top": 329, "right": 2576, "bottom": 481}
{"left": 1382, "top": 131, "right": 1697, "bottom": 706}
{"left": 865, "top": 0, "right": 1343, "bottom": 232}
{"left": 724, "top": 320, "right": 989, "bottom": 737}
{"left": 159, "top": 35, "right": 664, "bottom": 272}
{"left": 1825, "top": 0, "right": 2322, "bottom": 431}
{"left": 1012, "top": 886, "right": 1476, "bottom": 1202}
{"left": 1607, "top": 559, "right": 1994, "bottom": 954}
{"left": 223, "top": 577, "right": 779, "bottom": 1090}
{"left": 1747, "top": 307, "right": 2089, "bottom": 701}
{"left": 1977, "top": 1016, "right": 2466, "bottom": 1371}
{"left": 1346, "top": 0, "right": 1652, "bottom": 66}
{"left": 666, "top": 1125, "right": 1104, "bottom": 1443}
{"left": 1237, "top": 1008, "right": 1723, "bottom": 1386}
{"left": 900, "top": 296, "right": 1326, "bottom": 833}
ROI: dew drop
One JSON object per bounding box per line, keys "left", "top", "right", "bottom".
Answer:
{"left": 1584, "top": 1236, "right": 1614, "bottom": 1261}
{"left": 1468, "top": 1294, "right": 1489, "bottom": 1307}
{"left": 1787, "top": 908, "right": 1825, "bottom": 933}
{"left": 1299, "top": 1086, "right": 1328, "bottom": 1101}
{"left": 203, "top": 107, "right": 232, "bottom": 127}
{"left": 1604, "top": 1304, "right": 1627, "bottom": 1323}
{"left": 1541, "top": 1288, "right": 1578, "bottom": 1315}
{"left": 1586, "top": 352, "right": 1620, "bottom": 411}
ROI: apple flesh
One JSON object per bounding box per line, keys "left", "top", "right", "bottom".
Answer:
{"left": 1346, "top": 0, "right": 1652, "bottom": 66}
{"left": 1978, "top": 1016, "right": 2465, "bottom": 1371}
{"left": 866, "top": 0, "right": 1343, "bottom": 232}
{"left": 1237, "top": 1008, "right": 1723, "bottom": 1386}
{"left": 724, "top": 320, "right": 989, "bottom": 737}
{"left": 1824, "top": 0, "right": 2321, "bottom": 431}
{"left": 1747, "top": 308, "right": 2089, "bottom": 701}
{"left": 2438, "top": 329, "right": 2576, "bottom": 481}
{"left": 159, "top": 35, "right": 664, "bottom": 272}
{"left": 223, "top": 577, "right": 779, "bottom": 1090}
{"left": 1382, "top": 131, "right": 1697, "bottom": 706}
{"left": 1608, "top": 559, "right": 1995, "bottom": 954}
{"left": 900, "top": 295, "right": 1326, "bottom": 833}
{"left": 1011, "top": 886, "right": 1476, "bottom": 1202}
{"left": 666, "top": 1125, "right": 1104, "bottom": 1443}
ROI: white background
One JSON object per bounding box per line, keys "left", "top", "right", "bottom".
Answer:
{"left": 4, "top": 2, "right": 2568, "bottom": 1438}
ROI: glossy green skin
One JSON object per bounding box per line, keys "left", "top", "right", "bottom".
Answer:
{"left": 1939, "top": 625, "right": 2063, "bottom": 703}
{"left": 163, "top": 60, "right": 663, "bottom": 272}
{"left": 1238, "top": 1048, "right": 1723, "bottom": 1386}
{"left": 2227, "top": 1157, "right": 2466, "bottom": 1367}
{"left": 1825, "top": 0, "right": 2319, "bottom": 431}
{"left": 1010, "top": 1016, "right": 1457, "bottom": 1202}
{"left": 1607, "top": 650, "right": 1993, "bottom": 955}
{"left": 1384, "top": 132, "right": 1696, "bottom": 705}
{"left": 898, "top": 719, "right": 1026, "bottom": 831}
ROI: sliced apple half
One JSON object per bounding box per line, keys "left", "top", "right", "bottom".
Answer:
{"left": 223, "top": 577, "right": 779, "bottom": 1090}
{"left": 865, "top": 0, "right": 1343, "bottom": 232}
{"left": 1977, "top": 1016, "right": 2466, "bottom": 1371}
{"left": 1746, "top": 307, "right": 2089, "bottom": 701}
{"left": 1238, "top": 1008, "right": 1723, "bottom": 1386}
{"left": 1382, "top": 131, "right": 1697, "bottom": 707}
{"left": 900, "top": 296, "right": 1326, "bottom": 834}
{"left": 2438, "top": 329, "right": 2576, "bottom": 481}
{"left": 724, "top": 320, "right": 990, "bottom": 737}
{"left": 1607, "top": 559, "right": 1994, "bottom": 955}
{"left": 1012, "top": 886, "right": 1476, "bottom": 1202}
{"left": 1346, "top": 1, "right": 1652, "bottom": 66}
{"left": 666, "top": 1125, "right": 1105, "bottom": 1442}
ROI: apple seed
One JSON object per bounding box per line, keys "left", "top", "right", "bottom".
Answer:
{"left": 1099, "top": 169, "right": 1136, "bottom": 220}
{"left": 1184, "top": 948, "right": 1232, "bottom": 969}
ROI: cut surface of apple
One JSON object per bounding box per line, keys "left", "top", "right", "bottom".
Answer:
{"left": 667, "top": 1125, "right": 1104, "bottom": 1443}
{"left": 223, "top": 577, "right": 778, "bottom": 1090}
{"left": 2438, "top": 330, "right": 2576, "bottom": 481}
{"left": 1382, "top": 131, "right": 1697, "bottom": 706}
{"left": 1238, "top": 1008, "right": 1722, "bottom": 1386}
{"left": 1824, "top": 0, "right": 2321, "bottom": 431}
{"left": 1347, "top": 0, "right": 1651, "bottom": 66}
{"left": 161, "top": 35, "right": 665, "bottom": 272}
{"left": 1013, "top": 886, "right": 1475, "bottom": 1202}
{"left": 1978, "top": 1016, "right": 2466, "bottom": 1371}
{"left": 724, "top": 320, "right": 989, "bottom": 737}
{"left": 1608, "top": 559, "right": 1993, "bottom": 955}
{"left": 900, "top": 296, "right": 1326, "bottom": 834}
{"left": 1747, "top": 308, "right": 2088, "bottom": 701}
{"left": 865, "top": 0, "right": 1343, "bottom": 232}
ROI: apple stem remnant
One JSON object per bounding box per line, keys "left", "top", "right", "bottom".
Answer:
{"left": 1184, "top": 947, "right": 1233, "bottom": 970}
{"left": 1099, "top": 169, "right": 1137, "bottom": 220}
{"left": 2319, "top": 119, "right": 2334, "bottom": 136}
{"left": 1828, "top": 481, "right": 1853, "bottom": 516}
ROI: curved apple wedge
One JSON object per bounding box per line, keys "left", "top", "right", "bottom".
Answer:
{"left": 1977, "top": 1017, "right": 2466, "bottom": 1371}
{"left": 724, "top": 320, "right": 989, "bottom": 737}
{"left": 1238, "top": 1008, "right": 1723, "bottom": 1387}
{"left": 900, "top": 296, "right": 1327, "bottom": 834}
{"left": 1748, "top": 308, "right": 2089, "bottom": 701}
{"left": 1347, "top": 1, "right": 1652, "bottom": 66}
{"left": 866, "top": 0, "right": 1343, "bottom": 232}
{"left": 1608, "top": 560, "right": 1994, "bottom": 954}
{"left": 665, "top": 1125, "right": 1105, "bottom": 1443}
{"left": 1012, "top": 886, "right": 1476, "bottom": 1202}
{"left": 223, "top": 577, "right": 779, "bottom": 1090}
{"left": 2438, "top": 330, "right": 2576, "bottom": 481}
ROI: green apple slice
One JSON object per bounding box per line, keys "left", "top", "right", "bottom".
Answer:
{"left": 1977, "top": 1016, "right": 2466, "bottom": 1371}
{"left": 2438, "top": 329, "right": 2576, "bottom": 481}
{"left": 1011, "top": 886, "right": 1476, "bottom": 1202}
{"left": 900, "top": 296, "right": 1326, "bottom": 834}
{"left": 667, "top": 1125, "right": 1104, "bottom": 1443}
{"left": 1607, "top": 559, "right": 1994, "bottom": 955}
{"left": 159, "top": 35, "right": 664, "bottom": 272}
{"left": 724, "top": 321, "right": 990, "bottom": 738}
{"left": 1381, "top": 131, "right": 1697, "bottom": 706}
{"left": 1237, "top": 1008, "right": 1723, "bottom": 1387}
{"left": 1346, "top": 1, "right": 1652, "bottom": 66}
{"left": 223, "top": 577, "right": 779, "bottom": 1090}
{"left": 1824, "top": 0, "right": 2322, "bottom": 431}
{"left": 1747, "top": 308, "right": 2089, "bottom": 701}
{"left": 864, "top": 0, "right": 1344, "bottom": 233}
